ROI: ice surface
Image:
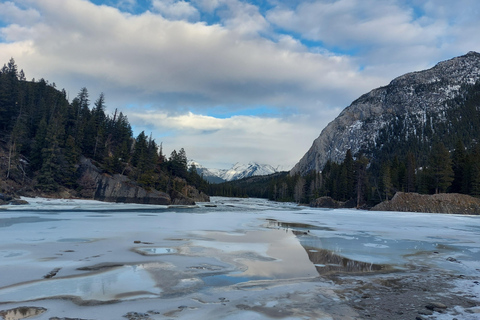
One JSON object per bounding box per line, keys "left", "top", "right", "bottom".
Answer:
{"left": 0, "top": 196, "right": 479, "bottom": 319}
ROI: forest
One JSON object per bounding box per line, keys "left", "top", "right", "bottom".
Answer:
{"left": 3, "top": 57, "right": 480, "bottom": 208}
{"left": 211, "top": 81, "right": 480, "bottom": 207}
{"left": 0, "top": 58, "right": 208, "bottom": 197}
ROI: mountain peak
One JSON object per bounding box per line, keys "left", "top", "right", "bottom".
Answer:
{"left": 190, "top": 161, "right": 278, "bottom": 183}
{"left": 291, "top": 52, "right": 480, "bottom": 176}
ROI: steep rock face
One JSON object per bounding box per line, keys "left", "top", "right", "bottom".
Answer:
{"left": 94, "top": 174, "right": 171, "bottom": 205}
{"left": 291, "top": 51, "right": 480, "bottom": 175}
{"left": 78, "top": 157, "right": 204, "bottom": 205}
{"left": 371, "top": 192, "right": 480, "bottom": 214}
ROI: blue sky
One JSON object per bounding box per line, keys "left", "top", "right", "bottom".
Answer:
{"left": 1, "top": 0, "right": 480, "bottom": 169}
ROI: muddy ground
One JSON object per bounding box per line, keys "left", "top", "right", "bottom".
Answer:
{"left": 328, "top": 267, "right": 480, "bottom": 320}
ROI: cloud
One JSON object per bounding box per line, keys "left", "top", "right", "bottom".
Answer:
{"left": 0, "top": 0, "right": 376, "bottom": 114}
{"left": 127, "top": 110, "right": 332, "bottom": 168}
{"left": 1, "top": 0, "right": 479, "bottom": 169}
{"left": 266, "top": 0, "right": 480, "bottom": 78}
{"left": 151, "top": 0, "right": 200, "bottom": 21}
{"left": 0, "top": 2, "right": 41, "bottom": 26}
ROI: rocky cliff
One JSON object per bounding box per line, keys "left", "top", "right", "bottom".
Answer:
{"left": 291, "top": 51, "right": 480, "bottom": 175}
{"left": 76, "top": 157, "right": 209, "bottom": 205}
{"left": 371, "top": 192, "right": 480, "bottom": 215}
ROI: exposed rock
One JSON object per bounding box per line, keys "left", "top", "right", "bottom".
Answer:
{"left": 371, "top": 192, "right": 480, "bottom": 214}
{"left": 182, "top": 185, "right": 210, "bottom": 202}
{"left": 169, "top": 189, "right": 195, "bottom": 205}
{"left": 8, "top": 199, "right": 29, "bottom": 205}
{"left": 95, "top": 173, "right": 171, "bottom": 205}
{"left": 291, "top": 51, "right": 480, "bottom": 175}
{"left": 77, "top": 156, "right": 205, "bottom": 205}
{"left": 0, "top": 307, "right": 47, "bottom": 320}
{"left": 425, "top": 302, "right": 448, "bottom": 310}
{"left": 310, "top": 196, "right": 356, "bottom": 209}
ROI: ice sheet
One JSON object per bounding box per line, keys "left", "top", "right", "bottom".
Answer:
{"left": 0, "top": 196, "right": 479, "bottom": 319}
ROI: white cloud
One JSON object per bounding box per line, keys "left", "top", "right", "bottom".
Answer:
{"left": 151, "top": 0, "right": 200, "bottom": 21}
{"left": 266, "top": 0, "right": 480, "bottom": 80}
{"left": 0, "top": 2, "right": 41, "bottom": 26}
{"left": 1, "top": 0, "right": 479, "bottom": 169}
{"left": 0, "top": 0, "right": 376, "bottom": 114}
{"left": 128, "top": 110, "right": 331, "bottom": 169}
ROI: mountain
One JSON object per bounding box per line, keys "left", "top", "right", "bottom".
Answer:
{"left": 188, "top": 161, "right": 227, "bottom": 184}
{"left": 189, "top": 161, "right": 278, "bottom": 183}
{"left": 291, "top": 51, "right": 480, "bottom": 176}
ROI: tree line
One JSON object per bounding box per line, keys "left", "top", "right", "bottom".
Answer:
{"left": 0, "top": 58, "right": 208, "bottom": 195}
{"left": 211, "top": 81, "right": 480, "bottom": 206}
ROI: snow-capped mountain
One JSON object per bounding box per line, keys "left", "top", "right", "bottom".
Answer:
{"left": 189, "top": 161, "right": 278, "bottom": 183}
{"left": 221, "top": 162, "right": 278, "bottom": 181}
{"left": 291, "top": 51, "right": 480, "bottom": 176}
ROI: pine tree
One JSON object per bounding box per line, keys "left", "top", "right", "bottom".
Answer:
{"left": 429, "top": 142, "right": 454, "bottom": 194}
{"left": 406, "top": 151, "right": 416, "bottom": 193}
{"left": 451, "top": 140, "right": 467, "bottom": 194}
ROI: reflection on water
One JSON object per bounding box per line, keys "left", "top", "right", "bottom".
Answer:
{"left": 0, "top": 307, "right": 46, "bottom": 320}
{"left": 266, "top": 219, "right": 390, "bottom": 274}
{"left": 195, "top": 229, "right": 318, "bottom": 280}
{"left": 0, "top": 264, "right": 161, "bottom": 304}
{"left": 266, "top": 219, "right": 336, "bottom": 232}
{"left": 304, "top": 246, "right": 389, "bottom": 274}
{"left": 202, "top": 274, "right": 269, "bottom": 287}
{"left": 133, "top": 247, "right": 177, "bottom": 255}
{"left": 0, "top": 217, "right": 60, "bottom": 228}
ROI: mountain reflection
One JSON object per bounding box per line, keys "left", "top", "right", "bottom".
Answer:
{"left": 303, "top": 246, "right": 388, "bottom": 275}
{"left": 266, "top": 219, "right": 389, "bottom": 275}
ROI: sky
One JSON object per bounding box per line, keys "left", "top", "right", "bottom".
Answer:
{"left": 1, "top": 0, "right": 479, "bottom": 170}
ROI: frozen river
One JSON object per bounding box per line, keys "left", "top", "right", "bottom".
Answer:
{"left": 0, "top": 197, "right": 479, "bottom": 320}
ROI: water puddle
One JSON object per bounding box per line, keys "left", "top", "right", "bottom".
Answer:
{"left": 0, "top": 264, "right": 161, "bottom": 304}
{"left": 266, "top": 219, "right": 336, "bottom": 232}
{"left": 57, "top": 238, "right": 93, "bottom": 243}
{"left": 202, "top": 273, "right": 269, "bottom": 287}
{"left": 193, "top": 229, "right": 318, "bottom": 280}
{"left": 0, "top": 307, "right": 46, "bottom": 320}
{"left": 304, "top": 246, "right": 390, "bottom": 274}
{"left": 266, "top": 219, "right": 392, "bottom": 274}
{"left": 0, "top": 250, "right": 29, "bottom": 258}
{"left": 133, "top": 247, "right": 177, "bottom": 255}
{"left": 0, "top": 217, "right": 60, "bottom": 228}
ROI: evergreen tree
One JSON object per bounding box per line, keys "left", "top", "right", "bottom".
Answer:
{"left": 429, "top": 142, "right": 454, "bottom": 194}
{"left": 406, "top": 151, "right": 416, "bottom": 193}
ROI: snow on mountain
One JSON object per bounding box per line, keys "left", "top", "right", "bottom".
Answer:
{"left": 189, "top": 161, "right": 278, "bottom": 183}
{"left": 291, "top": 51, "right": 480, "bottom": 176}
{"left": 221, "top": 162, "right": 278, "bottom": 181}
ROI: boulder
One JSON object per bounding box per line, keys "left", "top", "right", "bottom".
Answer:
{"left": 77, "top": 156, "right": 171, "bottom": 205}
{"left": 95, "top": 174, "right": 171, "bottom": 205}
{"left": 371, "top": 192, "right": 480, "bottom": 214}
{"left": 310, "top": 196, "right": 356, "bottom": 209}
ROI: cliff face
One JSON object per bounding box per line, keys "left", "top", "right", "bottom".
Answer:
{"left": 77, "top": 157, "right": 208, "bottom": 205}
{"left": 371, "top": 192, "right": 480, "bottom": 215}
{"left": 291, "top": 52, "right": 480, "bottom": 175}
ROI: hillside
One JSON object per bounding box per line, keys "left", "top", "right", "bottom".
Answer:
{"left": 291, "top": 51, "right": 480, "bottom": 176}
{"left": 0, "top": 59, "right": 208, "bottom": 204}
{"left": 215, "top": 52, "right": 480, "bottom": 208}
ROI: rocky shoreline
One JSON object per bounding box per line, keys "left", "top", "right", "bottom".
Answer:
{"left": 0, "top": 156, "right": 209, "bottom": 206}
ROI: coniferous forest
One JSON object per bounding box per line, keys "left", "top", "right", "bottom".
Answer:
{"left": 210, "top": 80, "right": 480, "bottom": 207}
{"left": 2, "top": 58, "right": 480, "bottom": 208}
{"left": 0, "top": 59, "right": 208, "bottom": 198}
